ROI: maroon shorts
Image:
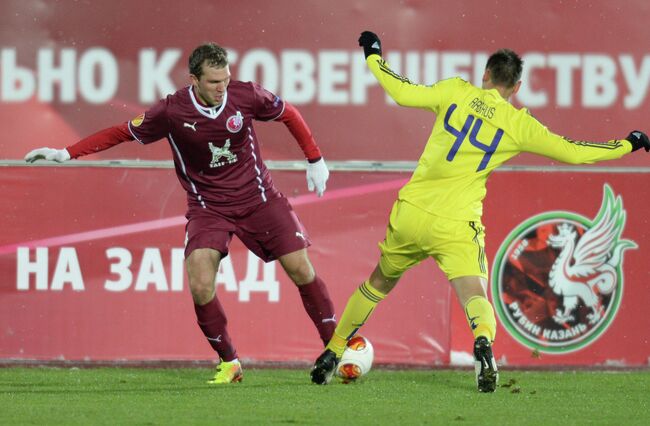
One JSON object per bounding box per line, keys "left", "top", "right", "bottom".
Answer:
{"left": 184, "top": 195, "right": 311, "bottom": 262}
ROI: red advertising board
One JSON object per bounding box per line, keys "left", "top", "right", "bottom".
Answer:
{"left": 0, "top": 169, "right": 451, "bottom": 365}
{"left": 1, "top": 168, "right": 648, "bottom": 366}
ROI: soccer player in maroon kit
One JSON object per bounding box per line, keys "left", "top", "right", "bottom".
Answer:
{"left": 25, "top": 43, "right": 337, "bottom": 384}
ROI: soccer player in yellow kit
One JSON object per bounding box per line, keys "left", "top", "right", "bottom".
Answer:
{"left": 311, "top": 31, "right": 650, "bottom": 391}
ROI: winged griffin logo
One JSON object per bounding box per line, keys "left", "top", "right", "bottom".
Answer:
{"left": 547, "top": 192, "right": 637, "bottom": 325}
{"left": 492, "top": 185, "right": 637, "bottom": 354}
{"left": 209, "top": 140, "right": 237, "bottom": 168}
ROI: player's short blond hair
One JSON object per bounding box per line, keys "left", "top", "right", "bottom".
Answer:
{"left": 189, "top": 43, "right": 228, "bottom": 77}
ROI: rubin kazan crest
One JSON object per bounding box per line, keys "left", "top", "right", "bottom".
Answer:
{"left": 492, "top": 185, "right": 637, "bottom": 354}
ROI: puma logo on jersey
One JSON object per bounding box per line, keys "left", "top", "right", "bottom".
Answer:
{"left": 209, "top": 140, "right": 237, "bottom": 168}
{"left": 184, "top": 122, "right": 197, "bottom": 131}
{"left": 207, "top": 335, "right": 222, "bottom": 343}
{"left": 296, "top": 231, "right": 306, "bottom": 240}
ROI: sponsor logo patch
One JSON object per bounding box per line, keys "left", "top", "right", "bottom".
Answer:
{"left": 131, "top": 113, "right": 145, "bottom": 127}
{"left": 209, "top": 140, "right": 237, "bottom": 168}
{"left": 492, "top": 184, "right": 636, "bottom": 354}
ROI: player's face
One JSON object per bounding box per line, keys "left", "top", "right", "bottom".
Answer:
{"left": 192, "top": 64, "right": 231, "bottom": 107}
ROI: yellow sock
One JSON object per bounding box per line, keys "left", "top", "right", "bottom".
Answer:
{"left": 326, "top": 280, "right": 386, "bottom": 357}
{"left": 464, "top": 296, "right": 497, "bottom": 342}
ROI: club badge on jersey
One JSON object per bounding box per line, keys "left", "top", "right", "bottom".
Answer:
{"left": 226, "top": 111, "right": 244, "bottom": 133}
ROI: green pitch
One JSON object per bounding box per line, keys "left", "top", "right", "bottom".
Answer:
{"left": 1, "top": 367, "right": 649, "bottom": 425}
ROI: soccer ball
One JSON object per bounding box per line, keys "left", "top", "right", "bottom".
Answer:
{"left": 335, "top": 335, "right": 374, "bottom": 383}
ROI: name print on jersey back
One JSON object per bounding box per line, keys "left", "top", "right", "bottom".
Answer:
{"left": 469, "top": 97, "right": 496, "bottom": 119}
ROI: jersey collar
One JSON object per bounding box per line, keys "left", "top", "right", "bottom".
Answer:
{"left": 188, "top": 85, "right": 227, "bottom": 119}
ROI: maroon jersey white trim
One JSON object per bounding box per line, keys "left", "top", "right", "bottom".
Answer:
{"left": 128, "top": 82, "right": 285, "bottom": 211}
{"left": 127, "top": 121, "right": 144, "bottom": 144}
{"left": 247, "top": 126, "right": 267, "bottom": 202}
{"left": 188, "top": 85, "right": 228, "bottom": 120}
{"left": 269, "top": 101, "right": 286, "bottom": 121}
{"left": 168, "top": 133, "right": 206, "bottom": 208}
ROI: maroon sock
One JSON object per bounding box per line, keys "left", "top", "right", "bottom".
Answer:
{"left": 194, "top": 296, "right": 238, "bottom": 361}
{"left": 298, "top": 276, "right": 336, "bottom": 346}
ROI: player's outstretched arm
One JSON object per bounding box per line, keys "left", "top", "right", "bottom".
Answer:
{"left": 359, "top": 30, "right": 440, "bottom": 110}
{"left": 518, "top": 110, "right": 646, "bottom": 164}
{"left": 24, "top": 123, "right": 134, "bottom": 164}
{"left": 277, "top": 102, "right": 329, "bottom": 196}
{"left": 25, "top": 147, "right": 71, "bottom": 163}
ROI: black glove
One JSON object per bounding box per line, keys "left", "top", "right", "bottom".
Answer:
{"left": 358, "top": 31, "right": 382, "bottom": 59}
{"left": 626, "top": 130, "right": 650, "bottom": 152}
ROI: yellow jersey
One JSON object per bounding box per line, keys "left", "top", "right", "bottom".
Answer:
{"left": 367, "top": 54, "right": 632, "bottom": 222}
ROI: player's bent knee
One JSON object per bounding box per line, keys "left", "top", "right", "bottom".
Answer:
{"left": 375, "top": 262, "right": 402, "bottom": 281}
{"left": 188, "top": 276, "right": 217, "bottom": 304}
{"left": 369, "top": 265, "right": 400, "bottom": 294}
{"left": 289, "top": 268, "right": 316, "bottom": 286}
{"left": 280, "top": 254, "right": 315, "bottom": 285}
{"left": 190, "top": 285, "right": 215, "bottom": 305}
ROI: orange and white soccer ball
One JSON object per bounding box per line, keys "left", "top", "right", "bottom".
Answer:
{"left": 336, "top": 335, "right": 374, "bottom": 383}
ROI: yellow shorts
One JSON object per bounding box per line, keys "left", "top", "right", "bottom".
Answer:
{"left": 378, "top": 200, "right": 488, "bottom": 280}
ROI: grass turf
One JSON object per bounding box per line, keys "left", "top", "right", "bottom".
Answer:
{"left": 1, "top": 367, "right": 649, "bottom": 425}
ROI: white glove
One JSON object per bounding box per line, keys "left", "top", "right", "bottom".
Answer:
{"left": 306, "top": 158, "right": 329, "bottom": 197}
{"left": 24, "top": 147, "right": 71, "bottom": 163}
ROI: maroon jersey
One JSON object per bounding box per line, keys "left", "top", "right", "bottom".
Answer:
{"left": 128, "top": 82, "right": 284, "bottom": 210}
